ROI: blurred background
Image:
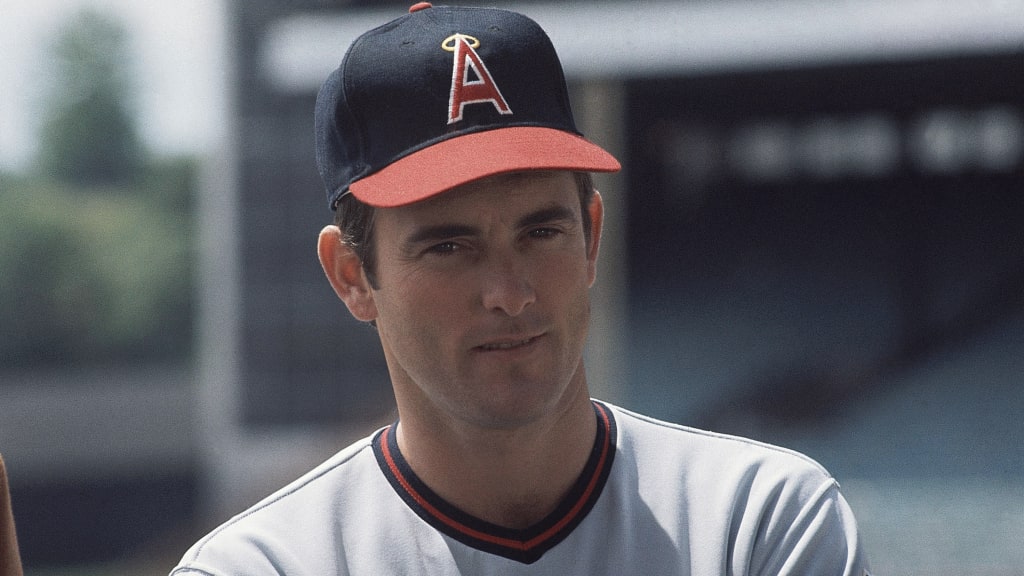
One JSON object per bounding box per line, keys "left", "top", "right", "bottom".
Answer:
{"left": 1, "top": 0, "right": 1022, "bottom": 574}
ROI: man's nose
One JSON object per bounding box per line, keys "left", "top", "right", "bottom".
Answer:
{"left": 479, "top": 253, "right": 536, "bottom": 317}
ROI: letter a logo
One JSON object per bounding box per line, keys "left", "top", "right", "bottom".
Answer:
{"left": 443, "top": 34, "right": 512, "bottom": 125}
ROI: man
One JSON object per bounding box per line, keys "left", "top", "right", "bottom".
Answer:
{"left": 172, "top": 3, "right": 870, "bottom": 574}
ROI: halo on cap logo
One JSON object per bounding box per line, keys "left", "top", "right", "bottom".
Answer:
{"left": 442, "top": 33, "right": 480, "bottom": 51}
{"left": 443, "top": 33, "right": 512, "bottom": 125}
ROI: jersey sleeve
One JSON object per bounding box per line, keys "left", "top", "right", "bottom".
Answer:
{"left": 752, "top": 479, "right": 871, "bottom": 576}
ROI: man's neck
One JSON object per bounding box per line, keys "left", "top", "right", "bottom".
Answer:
{"left": 394, "top": 388, "right": 598, "bottom": 529}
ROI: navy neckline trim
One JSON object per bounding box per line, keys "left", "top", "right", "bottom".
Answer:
{"left": 372, "top": 401, "right": 617, "bottom": 564}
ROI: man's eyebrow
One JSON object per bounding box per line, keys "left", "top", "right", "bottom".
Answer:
{"left": 403, "top": 224, "right": 480, "bottom": 247}
{"left": 402, "top": 205, "right": 577, "bottom": 247}
{"left": 516, "top": 205, "right": 578, "bottom": 229}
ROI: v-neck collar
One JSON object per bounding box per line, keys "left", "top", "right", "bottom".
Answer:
{"left": 372, "top": 401, "right": 617, "bottom": 564}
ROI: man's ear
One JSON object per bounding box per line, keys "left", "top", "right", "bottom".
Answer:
{"left": 317, "top": 225, "right": 378, "bottom": 322}
{"left": 586, "top": 190, "right": 605, "bottom": 286}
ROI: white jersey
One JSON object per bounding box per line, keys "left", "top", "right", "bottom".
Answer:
{"left": 171, "top": 401, "right": 869, "bottom": 575}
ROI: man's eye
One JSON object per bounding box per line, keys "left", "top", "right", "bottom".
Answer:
{"left": 528, "top": 227, "right": 560, "bottom": 239}
{"left": 426, "top": 241, "right": 459, "bottom": 255}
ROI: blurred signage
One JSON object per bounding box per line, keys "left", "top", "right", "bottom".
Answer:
{"left": 623, "top": 52, "right": 1024, "bottom": 424}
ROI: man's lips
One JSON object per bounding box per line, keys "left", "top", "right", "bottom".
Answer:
{"left": 474, "top": 334, "right": 543, "bottom": 352}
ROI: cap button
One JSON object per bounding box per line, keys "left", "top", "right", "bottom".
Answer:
{"left": 409, "top": 2, "right": 432, "bottom": 13}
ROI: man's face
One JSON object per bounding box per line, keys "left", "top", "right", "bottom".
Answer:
{"left": 367, "top": 171, "right": 602, "bottom": 431}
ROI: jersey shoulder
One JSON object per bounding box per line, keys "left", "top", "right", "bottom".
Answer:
{"left": 600, "top": 403, "right": 868, "bottom": 574}
{"left": 605, "top": 402, "right": 836, "bottom": 484}
{"left": 171, "top": 429, "right": 385, "bottom": 574}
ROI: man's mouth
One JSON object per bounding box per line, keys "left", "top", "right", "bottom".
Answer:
{"left": 477, "top": 336, "right": 538, "bottom": 351}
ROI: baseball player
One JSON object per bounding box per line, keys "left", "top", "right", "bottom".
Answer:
{"left": 171, "top": 4, "right": 870, "bottom": 574}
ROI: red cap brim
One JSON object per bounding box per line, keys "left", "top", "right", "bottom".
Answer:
{"left": 348, "top": 126, "right": 621, "bottom": 208}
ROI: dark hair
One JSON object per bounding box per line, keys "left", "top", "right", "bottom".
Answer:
{"left": 333, "top": 172, "right": 595, "bottom": 289}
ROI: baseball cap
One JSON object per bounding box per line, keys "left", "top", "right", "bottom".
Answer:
{"left": 315, "top": 2, "right": 621, "bottom": 209}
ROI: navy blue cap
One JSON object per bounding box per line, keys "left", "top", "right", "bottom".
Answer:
{"left": 315, "top": 3, "right": 620, "bottom": 209}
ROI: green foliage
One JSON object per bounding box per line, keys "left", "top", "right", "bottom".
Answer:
{"left": 36, "top": 9, "right": 145, "bottom": 185}
{"left": 0, "top": 169, "right": 195, "bottom": 367}
{"left": 0, "top": 8, "right": 197, "bottom": 368}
